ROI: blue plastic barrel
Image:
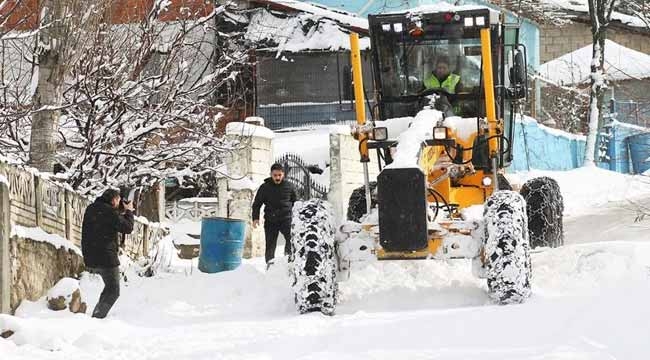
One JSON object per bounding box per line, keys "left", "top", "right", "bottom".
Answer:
{"left": 627, "top": 132, "right": 650, "bottom": 174}
{"left": 198, "top": 217, "right": 246, "bottom": 273}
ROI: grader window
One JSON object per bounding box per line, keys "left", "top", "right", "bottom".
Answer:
{"left": 375, "top": 37, "right": 483, "bottom": 98}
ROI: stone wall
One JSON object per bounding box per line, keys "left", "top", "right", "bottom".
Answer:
{"left": 541, "top": 23, "right": 650, "bottom": 63}
{"left": 9, "top": 236, "right": 84, "bottom": 312}
{"left": 328, "top": 132, "right": 380, "bottom": 221}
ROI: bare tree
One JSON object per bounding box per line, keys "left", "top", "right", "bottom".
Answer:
{"left": 0, "top": 0, "right": 39, "bottom": 160}
{"left": 583, "top": 0, "right": 618, "bottom": 167}
{"left": 29, "top": 0, "right": 101, "bottom": 172}
{"left": 0, "top": 1, "right": 255, "bottom": 194}
{"left": 55, "top": 1, "right": 253, "bottom": 194}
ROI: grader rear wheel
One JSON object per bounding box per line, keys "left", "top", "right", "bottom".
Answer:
{"left": 520, "top": 176, "right": 564, "bottom": 248}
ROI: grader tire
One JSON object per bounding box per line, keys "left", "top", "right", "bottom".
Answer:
{"left": 520, "top": 176, "right": 564, "bottom": 248}
{"left": 290, "top": 199, "right": 338, "bottom": 315}
{"left": 346, "top": 182, "right": 377, "bottom": 223}
{"left": 483, "top": 191, "right": 532, "bottom": 304}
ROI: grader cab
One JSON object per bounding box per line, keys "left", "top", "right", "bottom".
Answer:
{"left": 287, "top": 6, "right": 564, "bottom": 315}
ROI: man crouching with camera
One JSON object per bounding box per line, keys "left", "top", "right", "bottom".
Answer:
{"left": 81, "top": 189, "right": 134, "bottom": 319}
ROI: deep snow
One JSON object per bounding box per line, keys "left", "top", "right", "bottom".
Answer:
{"left": 11, "top": 54, "right": 650, "bottom": 354}
{"left": 2, "top": 168, "right": 650, "bottom": 360}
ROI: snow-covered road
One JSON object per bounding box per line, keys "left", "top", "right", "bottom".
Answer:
{"left": 2, "top": 168, "right": 650, "bottom": 360}
{"left": 564, "top": 197, "right": 650, "bottom": 244}
{"left": 2, "top": 240, "right": 649, "bottom": 360}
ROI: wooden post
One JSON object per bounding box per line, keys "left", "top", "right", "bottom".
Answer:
{"left": 64, "top": 190, "right": 73, "bottom": 243}
{"left": 142, "top": 223, "right": 149, "bottom": 258}
{"left": 34, "top": 175, "right": 43, "bottom": 227}
{"left": 0, "top": 181, "right": 11, "bottom": 314}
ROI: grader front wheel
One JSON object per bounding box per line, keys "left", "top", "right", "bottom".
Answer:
{"left": 483, "top": 191, "right": 532, "bottom": 304}
{"left": 290, "top": 199, "right": 338, "bottom": 315}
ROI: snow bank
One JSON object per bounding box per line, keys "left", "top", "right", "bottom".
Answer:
{"left": 166, "top": 219, "right": 201, "bottom": 245}
{"left": 11, "top": 225, "right": 81, "bottom": 255}
{"left": 47, "top": 278, "right": 80, "bottom": 300}
{"left": 225, "top": 122, "right": 274, "bottom": 139}
{"left": 2, "top": 237, "right": 650, "bottom": 358}
{"left": 539, "top": 40, "right": 650, "bottom": 85}
{"left": 507, "top": 167, "right": 650, "bottom": 217}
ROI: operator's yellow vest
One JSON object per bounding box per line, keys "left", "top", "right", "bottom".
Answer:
{"left": 424, "top": 73, "right": 460, "bottom": 94}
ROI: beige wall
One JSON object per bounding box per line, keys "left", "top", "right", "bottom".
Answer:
{"left": 328, "top": 132, "right": 380, "bottom": 221}
{"left": 541, "top": 23, "right": 650, "bottom": 64}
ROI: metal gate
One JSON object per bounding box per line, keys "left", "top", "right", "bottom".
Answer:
{"left": 276, "top": 153, "right": 328, "bottom": 200}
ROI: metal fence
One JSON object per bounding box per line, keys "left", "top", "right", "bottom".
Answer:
{"left": 276, "top": 153, "right": 328, "bottom": 200}
{"left": 165, "top": 199, "right": 221, "bottom": 222}
{"left": 610, "top": 99, "right": 650, "bottom": 128}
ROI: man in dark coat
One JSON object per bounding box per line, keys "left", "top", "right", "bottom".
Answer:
{"left": 252, "top": 163, "right": 298, "bottom": 268}
{"left": 81, "top": 188, "right": 134, "bottom": 318}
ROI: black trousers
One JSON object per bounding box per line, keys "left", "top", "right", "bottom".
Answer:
{"left": 87, "top": 266, "right": 120, "bottom": 319}
{"left": 264, "top": 219, "right": 292, "bottom": 263}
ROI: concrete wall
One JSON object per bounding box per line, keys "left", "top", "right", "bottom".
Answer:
{"left": 0, "top": 163, "right": 167, "bottom": 314}
{"left": 328, "top": 132, "right": 380, "bottom": 221}
{"left": 540, "top": 23, "right": 650, "bottom": 63}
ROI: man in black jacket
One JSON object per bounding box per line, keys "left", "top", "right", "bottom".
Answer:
{"left": 252, "top": 163, "right": 297, "bottom": 268}
{"left": 81, "top": 189, "right": 134, "bottom": 318}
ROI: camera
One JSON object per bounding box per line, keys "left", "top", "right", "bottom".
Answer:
{"left": 118, "top": 199, "right": 132, "bottom": 212}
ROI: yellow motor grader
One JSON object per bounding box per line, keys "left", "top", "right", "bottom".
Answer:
{"left": 288, "top": 6, "right": 563, "bottom": 315}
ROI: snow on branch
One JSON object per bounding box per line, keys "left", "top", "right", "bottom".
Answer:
{"left": 0, "top": 2, "right": 256, "bottom": 194}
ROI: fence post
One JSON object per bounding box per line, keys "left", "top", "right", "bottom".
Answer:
{"left": 65, "top": 190, "right": 73, "bottom": 241}
{"left": 0, "top": 181, "right": 11, "bottom": 314}
{"left": 142, "top": 223, "right": 149, "bottom": 258}
{"left": 34, "top": 175, "right": 43, "bottom": 227}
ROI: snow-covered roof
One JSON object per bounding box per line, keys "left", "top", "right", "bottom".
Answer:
{"left": 538, "top": 0, "right": 647, "bottom": 28}
{"left": 387, "top": 3, "right": 498, "bottom": 18}
{"left": 538, "top": 40, "right": 650, "bottom": 86}
{"left": 253, "top": 0, "right": 368, "bottom": 30}
{"left": 246, "top": 8, "right": 370, "bottom": 53}
{"left": 246, "top": 1, "right": 370, "bottom": 53}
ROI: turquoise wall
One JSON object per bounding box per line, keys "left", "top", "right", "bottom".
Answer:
{"left": 510, "top": 119, "right": 586, "bottom": 171}
{"left": 511, "top": 118, "right": 650, "bottom": 174}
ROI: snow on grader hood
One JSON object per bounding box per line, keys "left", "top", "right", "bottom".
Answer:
{"left": 287, "top": 6, "right": 564, "bottom": 315}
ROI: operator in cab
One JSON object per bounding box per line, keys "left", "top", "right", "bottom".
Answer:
{"left": 424, "top": 56, "right": 462, "bottom": 94}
